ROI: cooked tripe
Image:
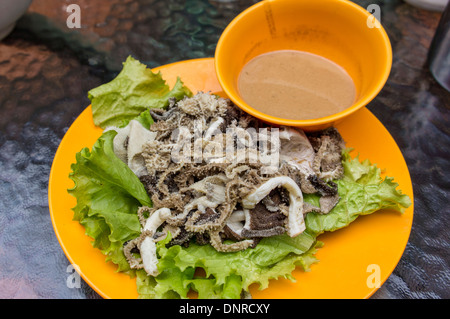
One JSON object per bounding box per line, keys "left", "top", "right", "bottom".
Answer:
{"left": 114, "top": 92, "right": 345, "bottom": 276}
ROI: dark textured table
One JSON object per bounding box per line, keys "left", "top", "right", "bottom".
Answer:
{"left": 0, "top": 0, "right": 448, "bottom": 299}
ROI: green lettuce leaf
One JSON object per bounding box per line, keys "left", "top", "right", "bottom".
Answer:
{"left": 134, "top": 109, "right": 154, "bottom": 130}
{"left": 68, "top": 130, "right": 152, "bottom": 272}
{"left": 135, "top": 232, "right": 322, "bottom": 299}
{"left": 88, "top": 56, "right": 192, "bottom": 128}
{"left": 305, "top": 149, "right": 412, "bottom": 236}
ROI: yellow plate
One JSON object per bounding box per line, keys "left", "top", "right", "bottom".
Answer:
{"left": 48, "top": 58, "right": 414, "bottom": 299}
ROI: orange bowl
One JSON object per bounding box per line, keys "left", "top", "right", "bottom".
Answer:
{"left": 215, "top": 0, "right": 392, "bottom": 131}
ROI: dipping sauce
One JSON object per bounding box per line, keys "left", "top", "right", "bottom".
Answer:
{"left": 238, "top": 50, "right": 356, "bottom": 120}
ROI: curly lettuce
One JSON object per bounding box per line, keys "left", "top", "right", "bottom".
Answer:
{"left": 68, "top": 130, "right": 151, "bottom": 273}
{"left": 88, "top": 56, "right": 192, "bottom": 128}
{"left": 305, "top": 150, "right": 412, "bottom": 236}
{"left": 135, "top": 232, "right": 322, "bottom": 299}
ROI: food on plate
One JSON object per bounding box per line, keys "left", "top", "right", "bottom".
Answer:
{"left": 68, "top": 57, "right": 411, "bottom": 299}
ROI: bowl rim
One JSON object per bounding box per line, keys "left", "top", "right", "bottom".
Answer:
{"left": 214, "top": 0, "right": 393, "bottom": 127}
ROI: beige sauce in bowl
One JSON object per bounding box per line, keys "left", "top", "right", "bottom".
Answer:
{"left": 238, "top": 50, "right": 356, "bottom": 120}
